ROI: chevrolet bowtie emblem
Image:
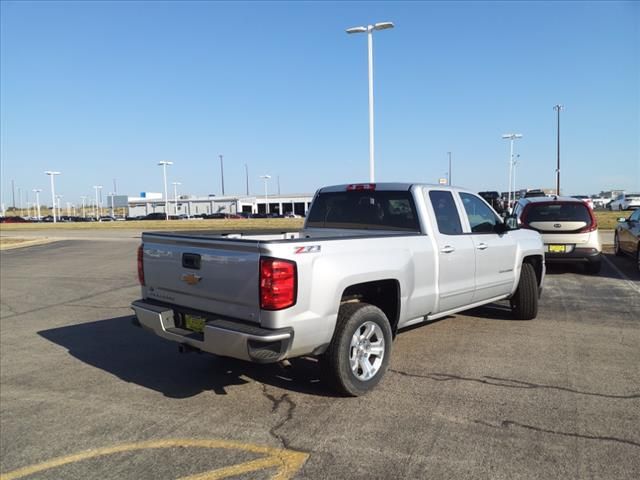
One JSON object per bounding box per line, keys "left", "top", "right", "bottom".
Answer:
{"left": 181, "top": 273, "right": 202, "bottom": 285}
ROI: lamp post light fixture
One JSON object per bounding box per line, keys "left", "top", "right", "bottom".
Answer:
{"left": 44, "top": 171, "right": 61, "bottom": 223}
{"left": 32, "top": 189, "right": 42, "bottom": 220}
{"left": 346, "top": 21, "right": 394, "bottom": 183}
{"left": 260, "top": 175, "right": 271, "bottom": 214}
{"left": 501, "top": 133, "right": 523, "bottom": 212}
{"left": 93, "top": 185, "right": 103, "bottom": 219}
{"left": 172, "top": 182, "right": 181, "bottom": 217}
{"left": 158, "top": 161, "right": 173, "bottom": 220}
{"left": 553, "top": 104, "right": 564, "bottom": 195}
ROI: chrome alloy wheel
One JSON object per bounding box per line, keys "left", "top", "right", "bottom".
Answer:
{"left": 349, "top": 321, "right": 385, "bottom": 381}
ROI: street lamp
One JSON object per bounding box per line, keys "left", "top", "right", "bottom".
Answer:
{"left": 55, "top": 195, "right": 63, "bottom": 220}
{"left": 501, "top": 133, "right": 523, "bottom": 211}
{"left": 447, "top": 152, "right": 452, "bottom": 186}
{"left": 80, "top": 196, "right": 87, "bottom": 218}
{"left": 32, "top": 189, "right": 42, "bottom": 221}
{"left": 44, "top": 171, "right": 61, "bottom": 223}
{"left": 260, "top": 175, "right": 271, "bottom": 214}
{"left": 93, "top": 185, "right": 103, "bottom": 219}
{"left": 108, "top": 192, "right": 115, "bottom": 217}
{"left": 553, "top": 104, "right": 564, "bottom": 195}
{"left": 346, "top": 21, "right": 395, "bottom": 183}
{"left": 219, "top": 155, "right": 225, "bottom": 196}
{"left": 158, "top": 161, "right": 173, "bottom": 220}
{"left": 512, "top": 154, "right": 521, "bottom": 201}
{"left": 172, "top": 182, "right": 181, "bottom": 217}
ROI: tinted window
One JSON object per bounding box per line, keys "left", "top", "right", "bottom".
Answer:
{"left": 525, "top": 202, "right": 591, "bottom": 222}
{"left": 429, "top": 191, "right": 463, "bottom": 235}
{"left": 306, "top": 190, "right": 420, "bottom": 231}
{"left": 630, "top": 210, "right": 640, "bottom": 222}
{"left": 460, "top": 193, "right": 500, "bottom": 233}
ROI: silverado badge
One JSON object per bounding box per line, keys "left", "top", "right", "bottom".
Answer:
{"left": 181, "top": 273, "right": 202, "bottom": 285}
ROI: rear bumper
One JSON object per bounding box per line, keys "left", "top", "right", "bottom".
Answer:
{"left": 545, "top": 249, "right": 601, "bottom": 264}
{"left": 131, "top": 300, "right": 293, "bottom": 363}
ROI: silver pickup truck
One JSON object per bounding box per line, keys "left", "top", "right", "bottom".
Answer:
{"left": 132, "top": 183, "right": 545, "bottom": 395}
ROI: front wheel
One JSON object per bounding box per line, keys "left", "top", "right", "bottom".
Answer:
{"left": 323, "top": 303, "right": 392, "bottom": 396}
{"left": 510, "top": 263, "right": 538, "bottom": 320}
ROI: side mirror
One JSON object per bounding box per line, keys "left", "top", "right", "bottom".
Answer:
{"left": 505, "top": 216, "right": 519, "bottom": 230}
{"left": 617, "top": 217, "right": 627, "bottom": 222}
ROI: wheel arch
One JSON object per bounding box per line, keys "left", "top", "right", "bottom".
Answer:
{"left": 340, "top": 279, "right": 401, "bottom": 336}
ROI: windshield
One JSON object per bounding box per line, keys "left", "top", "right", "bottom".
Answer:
{"left": 306, "top": 190, "right": 420, "bottom": 231}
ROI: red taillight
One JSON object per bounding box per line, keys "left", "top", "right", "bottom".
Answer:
{"left": 260, "top": 257, "right": 296, "bottom": 310}
{"left": 347, "top": 183, "right": 376, "bottom": 191}
{"left": 137, "top": 244, "right": 145, "bottom": 286}
{"left": 579, "top": 210, "right": 598, "bottom": 233}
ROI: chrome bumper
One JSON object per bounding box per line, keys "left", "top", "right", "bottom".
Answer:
{"left": 131, "top": 300, "right": 292, "bottom": 363}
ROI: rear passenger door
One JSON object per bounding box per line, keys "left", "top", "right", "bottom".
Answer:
{"left": 427, "top": 190, "right": 476, "bottom": 312}
{"left": 459, "top": 193, "right": 518, "bottom": 302}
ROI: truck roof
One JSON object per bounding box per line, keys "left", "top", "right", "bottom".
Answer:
{"left": 318, "top": 183, "right": 472, "bottom": 194}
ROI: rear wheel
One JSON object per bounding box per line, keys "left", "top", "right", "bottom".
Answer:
{"left": 322, "top": 303, "right": 392, "bottom": 396}
{"left": 614, "top": 233, "right": 623, "bottom": 256}
{"left": 510, "top": 263, "right": 538, "bottom": 320}
{"left": 636, "top": 244, "right": 640, "bottom": 272}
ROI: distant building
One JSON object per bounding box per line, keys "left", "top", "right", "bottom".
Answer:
{"left": 127, "top": 193, "right": 314, "bottom": 217}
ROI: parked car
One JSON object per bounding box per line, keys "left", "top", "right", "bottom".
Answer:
{"left": 608, "top": 193, "right": 640, "bottom": 211}
{"left": 571, "top": 195, "right": 594, "bottom": 210}
{"left": 513, "top": 196, "right": 601, "bottom": 274}
{"left": 478, "top": 191, "right": 505, "bottom": 214}
{"left": 141, "top": 213, "right": 167, "bottom": 221}
{"left": 132, "top": 182, "right": 545, "bottom": 396}
{"left": 614, "top": 209, "right": 640, "bottom": 271}
{"left": 524, "top": 189, "right": 547, "bottom": 198}
{"left": 0, "top": 216, "right": 30, "bottom": 223}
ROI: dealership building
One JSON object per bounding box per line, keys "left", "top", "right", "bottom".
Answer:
{"left": 126, "top": 192, "right": 314, "bottom": 217}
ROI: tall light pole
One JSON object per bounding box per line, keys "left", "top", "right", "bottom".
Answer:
{"left": 512, "top": 154, "right": 521, "bottom": 200}
{"left": 447, "top": 152, "right": 452, "bottom": 186}
{"left": 219, "top": 154, "right": 225, "bottom": 196}
{"left": 44, "top": 171, "right": 61, "bottom": 223}
{"left": 245, "top": 164, "right": 250, "bottom": 196}
{"left": 554, "top": 104, "right": 564, "bottom": 195}
{"left": 32, "top": 189, "right": 42, "bottom": 220}
{"left": 172, "top": 182, "right": 181, "bottom": 217}
{"left": 158, "top": 161, "right": 173, "bottom": 220}
{"left": 501, "top": 133, "right": 522, "bottom": 211}
{"left": 93, "top": 185, "right": 103, "bottom": 219}
{"left": 108, "top": 192, "right": 115, "bottom": 217}
{"left": 55, "top": 195, "right": 63, "bottom": 219}
{"left": 80, "top": 196, "right": 87, "bottom": 218}
{"left": 346, "top": 21, "right": 394, "bottom": 183}
{"left": 260, "top": 175, "right": 271, "bottom": 214}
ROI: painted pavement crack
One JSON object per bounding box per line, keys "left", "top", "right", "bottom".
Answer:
{"left": 259, "top": 383, "right": 298, "bottom": 451}
{"left": 389, "top": 369, "right": 640, "bottom": 399}
{"left": 475, "top": 419, "right": 640, "bottom": 448}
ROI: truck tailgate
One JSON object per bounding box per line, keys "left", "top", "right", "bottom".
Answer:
{"left": 141, "top": 233, "right": 261, "bottom": 322}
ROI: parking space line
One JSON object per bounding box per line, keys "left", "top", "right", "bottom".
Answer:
{"left": 0, "top": 438, "right": 309, "bottom": 480}
{"left": 602, "top": 255, "right": 640, "bottom": 294}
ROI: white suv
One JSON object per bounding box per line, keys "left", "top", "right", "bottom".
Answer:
{"left": 608, "top": 193, "right": 640, "bottom": 211}
{"left": 513, "top": 196, "right": 602, "bottom": 274}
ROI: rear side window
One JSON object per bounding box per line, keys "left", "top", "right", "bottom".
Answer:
{"left": 525, "top": 202, "right": 591, "bottom": 223}
{"left": 429, "top": 191, "right": 463, "bottom": 235}
{"left": 306, "top": 190, "right": 420, "bottom": 231}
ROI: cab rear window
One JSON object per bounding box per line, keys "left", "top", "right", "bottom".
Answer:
{"left": 306, "top": 191, "right": 420, "bottom": 231}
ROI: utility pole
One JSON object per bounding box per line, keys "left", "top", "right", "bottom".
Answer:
{"left": 447, "top": 152, "right": 452, "bottom": 186}
{"left": 219, "top": 154, "right": 225, "bottom": 196}
{"left": 554, "top": 104, "right": 564, "bottom": 195}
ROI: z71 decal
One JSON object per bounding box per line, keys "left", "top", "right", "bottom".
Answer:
{"left": 295, "top": 245, "right": 321, "bottom": 254}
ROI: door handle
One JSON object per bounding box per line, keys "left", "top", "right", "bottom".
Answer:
{"left": 440, "top": 245, "right": 455, "bottom": 254}
{"left": 476, "top": 243, "right": 488, "bottom": 250}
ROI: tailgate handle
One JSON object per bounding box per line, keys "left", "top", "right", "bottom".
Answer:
{"left": 182, "top": 253, "right": 201, "bottom": 270}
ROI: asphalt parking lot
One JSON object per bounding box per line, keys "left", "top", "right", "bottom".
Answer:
{"left": 1, "top": 233, "right": 639, "bottom": 479}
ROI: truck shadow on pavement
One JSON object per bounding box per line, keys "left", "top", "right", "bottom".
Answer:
{"left": 38, "top": 316, "right": 336, "bottom": 399}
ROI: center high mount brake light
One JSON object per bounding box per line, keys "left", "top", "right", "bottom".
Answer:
{"left": 347, "top": 184, "right": 376, "bottom": 191}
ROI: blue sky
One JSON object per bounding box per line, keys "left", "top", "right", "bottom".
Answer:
{"left": 1, "top": 0, "right": 638, "bottom": 207}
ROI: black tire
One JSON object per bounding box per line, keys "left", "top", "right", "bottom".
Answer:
{"left": 585, "top": 260, "right": 601, "bottom": 275}
{"left": 636, "top": 244, "right": 640, "bottom": 273}
{"left": 614, "top": 233, "right": 623, "bottom": 256}
{"left": 510, "top": 263, "right": 538, "bottom": 320}
{"left": 322, "top": 303, "right": 392, "bottom": 397}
